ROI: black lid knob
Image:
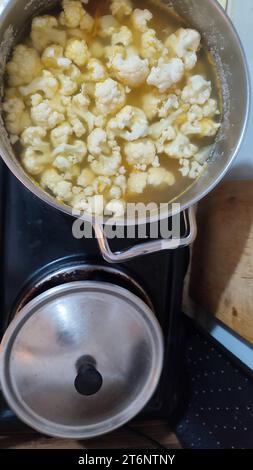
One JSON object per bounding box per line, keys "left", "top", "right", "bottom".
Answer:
{"left": 74, "top": 361, "right": 103, "bottom": 396}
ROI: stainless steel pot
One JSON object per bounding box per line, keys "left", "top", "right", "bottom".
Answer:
{"left": 0, "top": 0, "right": 250, "bottom": 262}
{"left": 0, "top": 278, "right": 164, "bottom": 439}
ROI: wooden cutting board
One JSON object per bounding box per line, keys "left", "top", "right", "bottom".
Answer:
{"left": 189, "top": 180, "right": 253, "bottom": 345}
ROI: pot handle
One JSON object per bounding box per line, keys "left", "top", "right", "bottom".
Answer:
{"left": 93, "top": 207, "right": 197, "bottom": 264}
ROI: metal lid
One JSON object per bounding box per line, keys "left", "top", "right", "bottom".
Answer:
{"left": 0, "top": 282, "right": 163, "bottom": 439}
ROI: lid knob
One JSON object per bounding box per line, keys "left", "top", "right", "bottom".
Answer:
{"left": 74, "top": 356, "right": 103, "bottom": 396}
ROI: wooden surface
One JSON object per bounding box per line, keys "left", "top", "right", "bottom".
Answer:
{"left": 0, "top": 421, "right": 181, "bottom": 449}
{"left": 190, "top": 180, "right": 253, "bottom": 344}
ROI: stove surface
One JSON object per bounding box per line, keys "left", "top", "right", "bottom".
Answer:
{"left": 0, "top": 158, "right": 189, "bottom": 433}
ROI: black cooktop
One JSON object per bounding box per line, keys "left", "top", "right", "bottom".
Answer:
{"left": 0, "top": 158, "right": 190, "bottom": 433}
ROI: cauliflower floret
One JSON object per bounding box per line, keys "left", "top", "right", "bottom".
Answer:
{"left": 124, "top": 139, "right": 157, "bottom": 169}
{"left": 181, "top": 118, "right": 220, "bottom": 137}
{"left": 149, "top": 119, "right": 177, "bottom": 154}
{"left": 179, "top": 158, "right": 205, "bottom": 179}
{"left": 147, "top": 167, "right": 175, "bottom": 187}
{"left": 67, "top": 92, "right": 98, "bottom": 134}
{"left": 110, "top": 53, "right": 149, "bottom": 88}
{"left": 87, "top": 128, "right": 113, "bottom": 156}
{"left": 89, "top": 40, "right": 104, "bottom": 59}
{"left": 159, "top": 94, "right": 180, "bottom": 118}
{"left": 42, "top": 45, "right": 72, "bottom": 69}
{"left": 165, "top": 28, "right": 201, "bottom": 71}
{"left": 77, "top": 168, "right": 96, "bottom": 187}
{"left": 6, "top": 45, "right": 42, "bottom": 87}
{"left": 164, "top": 133, "right": 198, "bottom": 159}
{"left": 147, "top": 58, "right": 184, "bottom": 93}
{"left": 52, "top": 140, "right": 87, "bottom": 169}
{"left": 93, "top": 176, "right": 112, "bottom": 194}
{"left": 142, "top": 92, "right": 179, "bottom": 121}
{"left": 97, "top": 15, "right": 120, "bottom": 38}
{"left": 109, "top": 186, "right": 122, "bottom": 199}
{"left": 22, "top": 147, "right": 52, "bottom": 175}
{"left": 131, "top": 8, "right": 153, "bottom": 32}
{"left": 58, "top": 73, "right": 78, "bottom": 96}
{"left": 105, "top": 199, "right": 126, "bottom": 217}
{"left": 110, "top": 0, "right": 133, "bottom": 20}
{"left": 50, "top": 123, "right": 73, "bottom": 147}
{"left": 140, "top": 29, "right": 168, "bottom": 66}
{"left": 85, "top": 59, "right": 107, "bottom": 82}
{"left": 31, "top": 97, "right": 65, "bottom": 129}
{"left": 3, "top": 97, "right": 31, "bottom": 136}
{"left": 187, "top": 99, "right": 219, "bottom": 122}
{"left": 19, "top": 70, "right": 59, "bottom": 99}
{"left": 111, "top": 26, "right": 133, "bottom": 47}
{"left": 114, "top": 174, "right": 127, "bottom": 194}
{"left": 65, "top": 38, "right": 89, "bottom": 66}
{"left": 91, "top": 150, "right": 122, "bottom": 177}
{"left": 60, "top": 0, "right": 94, "bottom": 32}
{"left": 31, "top": 16, "right": 67, "bottom": 52}
{"left": 21, "top": 126, "right": 50, "bottom": 153}
{"left": 41, "top": 168, "right": 73, "bottom": 202}
{"left": 127, "top": 171, "right": 148, "bottom": 194}
{"left": 181, "top": 75, "right": 212, "bottom": 105}
{"left": 95, "top": 78, "right": 126, "bottom": 116}
{"left": 108, "top": 105, "right": 149, "bottom": 141}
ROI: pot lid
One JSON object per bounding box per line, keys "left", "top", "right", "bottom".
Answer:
{"left": 0, "top": 281, "right": 163, "bottom": 439}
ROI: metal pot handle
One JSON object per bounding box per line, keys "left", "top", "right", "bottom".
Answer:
{"left": 93, "top": 207, "right": 197, "bottom": 263}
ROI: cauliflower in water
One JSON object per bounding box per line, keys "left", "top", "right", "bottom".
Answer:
{"left": 140, "top": 29, "right": 168, "bottom": 66}
{"left": 131, "top": 8, "right": 153, "bottom": 32}
{"left": 60, "top": 0, "right": 94, "bottom": 32}
{"left": 182, "top": 75, "right": 212, "bottom": 105}
{"left": 110, "top": 53, "right": 150, "bottom": 88}
{"left": 97, "top": 15, "right": 120, "bottom": 38}
{"left": 142, "top": 92, "right": 179, "bottom": 121}
{"left": 165, "top": 28, "right": 201, "bottom": 70}
{"left": 22, "top": 147, "right": 52, "bottom": 176}
{"left": 95, "top": 78, "right": 126, "bottom": 116}
{"left": 147, "top": 167, "right": 175, "bottom": 187}
{"left": 31, "top": 16, "right": 67, "bottom": 52}
{"left": 77, "top": 168, "right": 95, "bottom": 187}
{"left": 31, "top": 96, "right": 65, "bottom": 130}
{"left": 111, "top": 26, "right": 133, "bottom": 47}
{"left": 127, "top": 172, "right": 148, "bottom": 194}
{"left": 164, "top": 133, "right": 198, "bottom": 159}
{"left": 147, "top": 58, "right": 184, "bottom": 93}
{"left": 65, "top": 38, "right": 89, "bottom": 66}
{"left": 110, "top": 0, "right": 133, "bottom": 20}
{"left": 91, "top": 151, "right": 122, "bottom": 177}
{"left": 85, "top": 59, "right": 107, "bottom": 82}
{"left": 41, "top": 168, "right": 73, "bottom": 202}
{"left": 19, "top": 70, "right": 59, "bottom": 99}
{"left": 3, "top": 98, "right": 31, "bottom": 136}
{"left": 105, "top": 199, "right": 126, "bottom": 217}
{"left": 124, "top": 139, "right": 157, "bottom": 169}
{"left": 50, "top": 123, "right": 73, "bottom": 147}
{"left": 42, "top": 45, "right": 72, "bottom": 69}
{"left": 6, "top": 45, "right": 42, "bottom": 87}
{"left": 108, "top": 106, "right": 149, "bottom": 142}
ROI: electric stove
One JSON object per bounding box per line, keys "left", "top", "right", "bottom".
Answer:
{"left": 0, "top": 158, "right": 190, "bottom": 434}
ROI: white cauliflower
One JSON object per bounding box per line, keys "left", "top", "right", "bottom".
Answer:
{"left": 42, "top": 45, "right": 72, "bottom": 69}
{"left": 52, "top": 140, "right": 87, "bottom": 170}
{"left": 165, "top": 28, "right": 201, "bottom": 70}
{"left": 109, "top": 186, "right": 122, "bottom": 199}
{"left": 111, "top": 26, "right": 133, "bottom": 47}
{"left": 114, "top": 174, "right": 127, "bottom": 194}
{"left": 86, "top": 59, "right": 107, "bottom": 82}
{"left": 74, "top": 195, "right": 104, "bottom": 215}
{"left": 131, "top": 8, "right": 153, "bottom": 32}
{"left": 127, "top": 171, "right": 147, "bottom": 194}
{"left": 65, "top": 38, "right": 89, "bottom": 66}
{"left": 87, "top": 128, "right": 116, "bottom": 156}
{"left": 108, "top": 106, "right": 149, "bottom": 141}
{"left": 31, "top": 16, "right": 67, "bottom": 52}
{"left": 21, "top": 126, "right": 50, "bottom": 153}
{"left": 31, "top": 96, "right": 65, "bottom": 129}
{"left": 6, "top": 45, "right": 42, "bottom": 87}
{"left": 105, "top": 199, "right": 126, "bottom": 217}
{"left": 164, "top": 133, "right": 198, "bottom": 159}
{"left": 3, "top": 97, "right": 31, "bottom": 136}
{"left": 41, "top": 168, "right": 73, "bottom": 202}
{"left": 142, "top": 92, "right": 179, "bottom": 120}
{"left": 181, "top": 118, "right": 220, "bottom": 137}
{"left": 19, "top": 70, "right": 59, "bottom": 99}
{"left": 187, "top": 99, "right": 219, "bottom": 122}
{"left": 77, "top": 168, "right": 95, "bottom": 187}
{"left": 58, "top": 73, "right": 78, "bottom": 96}
{"left": 149, "top": 119, "right": 177, "bottom": 154}
{"left": 93, "top": 176, "right": 112, "bottom": 194}
{"left": 91, "top": 151, "right": 122, "bottom": 177}
{"left": 22, "top": 147, "right": 52, "bottom": 176}
{"left": 97, "top": 15, "right": 120, "bottom": 38}
{"left": 110, "top": 0, "right": 133, "bottom": 20}
{"left": 110, "top": 53, "right": 149, "bottom": 87}
{"left": 147, "top": 167, "right": 175, "bottom": 187}
{"left": 95, "top": 78, "right": 126, "bottom": 116}
{"left": 89, "top": 40, "right": 104, "bottom": 59}
{"left": 179, "top": 158, "right": 205, "bottom": 179}
{"left": 67, "top": 92, "right": 97, "bottom": 134}
{"left": 50, "top": 123, "right": 73, "bottom": 147}
{"left": 140, "top": 29, "right": 167, "bottom": 65}
{"left": 124, "top": 139, "right": 157, "bottom": 169}
{"left": 181, "top": 75, "right": 212, "bottom": 105}
{"left": 60, "top": 0, "right": 94, "bottom": 32}
{"left": 147, "top": 58, "right": 184, "bottom": 93}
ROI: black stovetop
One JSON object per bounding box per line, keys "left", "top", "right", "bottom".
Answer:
{"left": 0, "top": 158, "right": 190, "bottom": 433}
